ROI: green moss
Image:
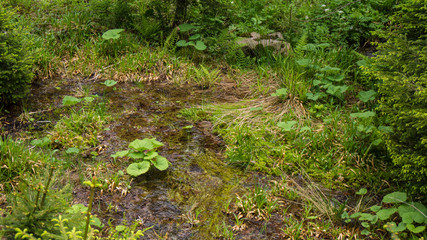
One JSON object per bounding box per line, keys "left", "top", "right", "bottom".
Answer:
{"left": 168, "top": 152, "right": 244, "bottom": 237}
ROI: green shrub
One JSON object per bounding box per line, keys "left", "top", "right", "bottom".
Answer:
{"left": 0, "top": 4, "right": 34, "bottom": 105}
{"left": 365, "top": 0, "right": 427, "bottom": 198}
{"left": 0, "top": 171, "right": 90, "bottom": 239}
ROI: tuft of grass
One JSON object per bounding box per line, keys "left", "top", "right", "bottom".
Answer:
{"left": 49, "top": 97, "right": 110, "bottom": 150}
{"left": 234, "top": 185, "right": 277, "bottom": 221}
{"left": 0, "top": 138, "right": 50, "bottom": 191}
{"left": 188, "top": 64, "right": 221, "bottom": 89}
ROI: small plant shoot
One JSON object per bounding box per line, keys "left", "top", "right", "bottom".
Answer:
{"left": 102, "top": 29, "right": 124, "bottom": 40}
{"left": 277, "top": 121, "right": 297, "bottom": 132}
{"left": 176, "top": 23, "right": 207, "bottom": 51}
{"left": 62, "top": 96, "right": 81, "bottom": 106}
{"left": 271, "top": 88, "right": 288, "bottom": 99}
{"left": 111, "top": 138, "right": 170, "bottom": 177}
{"left": 101, "top": 80, "right": 117, "bottom": 87}
{"left": 357, "top": 90, "right": 377, "bottom": 103}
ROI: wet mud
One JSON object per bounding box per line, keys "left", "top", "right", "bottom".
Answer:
{"left": 1, "top": 77, "right": 287, "bottom": 239}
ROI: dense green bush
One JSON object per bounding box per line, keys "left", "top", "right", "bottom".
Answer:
{"left": 366, "top": 0, "right": 427, "bottom": 198}
{"left": 0, "top": 4, "right": 34, "bottom": 106}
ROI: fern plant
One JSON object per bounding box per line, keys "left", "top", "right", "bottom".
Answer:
{"left": 293, "top": 30, "right": 308, "bottom": 58}
{"left": 191, "top": 65, "right": 221, "bottom": 89}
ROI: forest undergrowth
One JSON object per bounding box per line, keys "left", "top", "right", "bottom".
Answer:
{"left": 0, "top": 0, "right": 426, "bottom": 239}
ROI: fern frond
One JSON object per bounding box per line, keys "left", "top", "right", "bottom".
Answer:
{"left": 294, "top": 31, "right": 308, "bottom": 58}
{"left": 163, "top": 28, "right": 178, "bottom": 53}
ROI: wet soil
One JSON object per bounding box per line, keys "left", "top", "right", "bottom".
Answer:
{"left": 1, "top": 77, "right": 287, "bottom": 239}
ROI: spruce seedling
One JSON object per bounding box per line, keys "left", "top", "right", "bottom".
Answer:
{"left": 82, "top": 176, "right": 102, "bottom": 240}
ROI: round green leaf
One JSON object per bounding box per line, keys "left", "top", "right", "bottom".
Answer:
{"left": 178, "top": 23, "right": 197, "bottom": 32}
{"left": 385, "top": 222, "right": 407, "bottom": 233}
{"left": 371, "top": 139, "right": 383, "bottom": 146}
{"left": 300, "top": 126, "right": 311, "bottom": 132}
{"left": 116, "top": 225, "right": 127, "bottom": 232}
{"left": 306, "top": 92, "right": 325, "bottom": 101}
{"left": 102, "top": 29, "right": 124, "bottom": 40}
{"left": 401, "top": 212, "right": 415, "bottom": 224}
{"left": 378, "top": 126, "right": 393, "bottom": 133}
{"left": 377, "top": 208, "right": 397, "bottom": 220}
{"left": 357, "top": 90, "right": 377, "bottom": 102}
{"left": 382, "top": 192, "right": 407, "bottom": 203}
{"left": 360, "top": 213, "right": 376, "bottom": 222}
{"left": 341, "top": 211, "right": 350, "bottom": 219}
{"left": 393, "top": 222, "right": 407, "bottom": 232}
{"left": 101, "top": 80, "right": 117, "bottom": 87}
{"left": 148, "top": 138, "right": 165, "bottom": 149}
{"left": 144, "top": 151, "right": 159, "bottom": 160}
{"left": 370, "top": 205, "right": 382, "bottom": 212}
{"left": 407, "top": 224, "right": 425, "bottom": 233}
{"left": 356, "top": 188, "right": 367, "bottom": 195}
{"left": 129, "top": 139, "right": 152, "bottom": 151}
{"left": 411, "top": 202, "right": 427, "bottom": 223}
{"left": 296, "top": 58, "right": 311, "bottom": 67}
{"left": 152, "top": 156, "right": 169, "bottom": 171}
{"left": 189, "top": 34, "right": 201, "bottom": 40}
{"left": 90, "top": 216, "right": 103, "bottom": 227}
{"left": 83, "top": 96, "right": 94, "bottom": 102}
{"left": 66, "top": 147, "right": 80, "bottom": 154}
{"left": 277, "top": 121, "right": 297, "bottom": 132}
{"left": 326, "top": 85, "right": 348, "bottom": 96}
{"left": 129, "top": 138, "right": 163, "bottom": 152}
{"left": 176, "top": 40, "right": 188, "bottom": 47}
{"left": 356, "top": 59, "right": 367, "bottom": 67}
{"left": 403, "top": 211, "right": 426, "bottom": 224}
{"left": 194, "top": 41, "right": 207, "bottom": 51}
{"left": 62, "top": 96, "right": 81, "bottom": 106}
{"left": 126, "top": 161, "right": 150, "bottom": 176}
{"left": 67, "top": 204, "right": 87, "bottom": 214}
{"left": 327, "top": 74, "right": 345, "bottom": 82}
{"left": 128, "top": 152, "right": 145, "bottom": 159}
{"left": 271, "top": 88, "right": 288, "bottom": 98}
{"left": 31, "top": 137, "right": 51, "bottom": 147}
{"left": 111, "top": 150, "right": 129, "bottom": 159}
{"left": 361, "top": 222, "right": 370, "bottom": 228}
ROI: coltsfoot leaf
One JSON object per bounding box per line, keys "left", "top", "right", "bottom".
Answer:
{"left": 127, "top": 161, "right": 150, "bottom": 176}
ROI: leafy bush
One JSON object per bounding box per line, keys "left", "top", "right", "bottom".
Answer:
{"left": 365, "top": 0, "right": 427, "bottom": 198}
{"left": 0, "top": 4, "right": 34, "bottom": 105}
{"left": 342, "top": 190, "right": 427, "bottom": 239}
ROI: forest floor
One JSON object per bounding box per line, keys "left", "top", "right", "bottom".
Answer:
{"left": 1, "top": 71, "right": 361, "bottom": 239}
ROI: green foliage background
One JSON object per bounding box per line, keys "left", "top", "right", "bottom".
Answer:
{"left": 0, "top": 3, "right": 33, "bottom": 106}
{"left": 365, "top": 0, "right": 427, "bottom": 197}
